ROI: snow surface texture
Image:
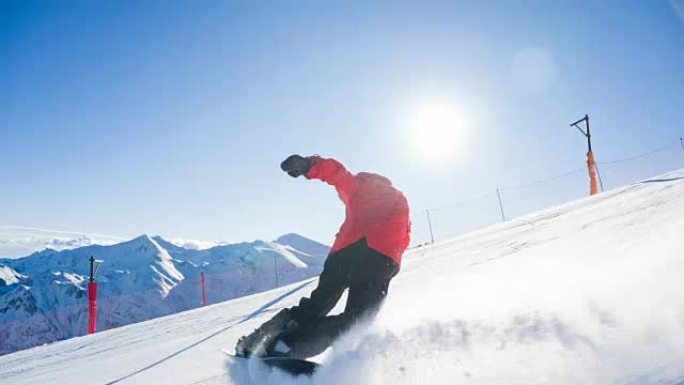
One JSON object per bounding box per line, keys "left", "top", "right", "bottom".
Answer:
{"left": 1, "top": 170, "right": 684, "bottom": 385}
{"left": 0, "top": 233, "right": 327, "bottom": 356}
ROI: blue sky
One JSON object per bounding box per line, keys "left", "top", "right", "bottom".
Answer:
{"left": 2, "top": 0, "right": 684, "bottom": 246}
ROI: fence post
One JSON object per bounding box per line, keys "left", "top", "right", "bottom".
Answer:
{"left": 200, "top": 271, "right": 207, "bottom": 306}
{"left": 425, "top": 209, "right": 435, "bottom": 244}
{"left": 274, "top": 254, "right": 279, "bottom": 288}
{"left": 496, "top": 188, "right": 506, "bottom": 222}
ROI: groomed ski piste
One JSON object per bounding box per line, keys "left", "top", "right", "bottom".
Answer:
{"left": 2, "top": 170, "right": 684, "bottom": 385}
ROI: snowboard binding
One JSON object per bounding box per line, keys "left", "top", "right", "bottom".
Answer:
{"left": 235, "top": 308, "right": 298, "bottom": 358}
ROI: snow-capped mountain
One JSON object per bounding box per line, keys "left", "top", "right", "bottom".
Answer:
{"left": 0, "top": 233, "right": 328, "bottom": 356}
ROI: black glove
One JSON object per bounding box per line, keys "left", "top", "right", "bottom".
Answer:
{"left": 280, "top": 155, "right": 312, "bottom": 178}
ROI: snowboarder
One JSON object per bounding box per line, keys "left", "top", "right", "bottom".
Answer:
{"left": 235, "top": 155, "right": 411, "bottom": 359}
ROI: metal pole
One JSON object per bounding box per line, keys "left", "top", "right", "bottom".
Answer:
{"left": 274, "top": 254, "right": 279, "bottom": 287}
{"left": 570, "top": 114, "right": 592, "bottom": 152}
{"left": 200, "top": 271, "right": 207, "bottom": 306}
{"left": 570, "top": 114, "right": 599, "bottom": 195}
{"left": 425, "top": 209, "right": 435, "bottom": 244}
{"left": 89, "top": 256, "right": 95, "bottom": 283}
{"left": 496, "top": 188, "right": 506, "bottom": 222}
{"left": 585, "top": 114, "right": 592, "bottom": 152}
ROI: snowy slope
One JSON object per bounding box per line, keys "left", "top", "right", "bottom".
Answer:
{"left": 1, "top": 170, "right": 684, "bottom": 385}
{"left": 0, "top": 234, "right": 328, "bottom": 356}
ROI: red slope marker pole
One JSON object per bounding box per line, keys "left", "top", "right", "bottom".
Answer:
{"left": 88, "top": 281, "right": 97, "bottom": 334}
{"left": 88, "top": 256, "right": 97, "bottom": 334}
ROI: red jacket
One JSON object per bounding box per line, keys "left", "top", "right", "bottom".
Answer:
{"left": 305, "top": 156, "right": 410, "bottom": 266}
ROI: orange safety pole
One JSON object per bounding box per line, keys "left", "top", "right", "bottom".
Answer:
{"left": 587, "top": 150, "right": 599, "bottom": 195}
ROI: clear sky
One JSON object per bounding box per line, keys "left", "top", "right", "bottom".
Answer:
{"left": 2, "top": 0, "right": 684, "bottom": 246}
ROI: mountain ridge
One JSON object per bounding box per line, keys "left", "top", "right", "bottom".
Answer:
{"left": 0, "top": 232, "right": 329, "bottom": 356}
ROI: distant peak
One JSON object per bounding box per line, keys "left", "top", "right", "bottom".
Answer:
{"left": 115, "top": 234, "right": 172, "bottom": 259}
{"left": 26, "top": 248, "right": 59, "bottom": 258}
{"left": 275, "top": 233, "right": 327, "bottom": 247}
{"left": 275, "top": 233, "right": 308, "bottom": 243}
{"left": 130, "top": 234, "right": 154, "bottom": 244}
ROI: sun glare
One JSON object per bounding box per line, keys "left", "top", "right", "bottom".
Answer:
{"left": 407, "top": 100, "right": 467, "bottom": 161}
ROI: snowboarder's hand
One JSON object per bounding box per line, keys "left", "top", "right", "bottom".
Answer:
{"left": 280, "top": 155, "right": 312, "bottom": 178}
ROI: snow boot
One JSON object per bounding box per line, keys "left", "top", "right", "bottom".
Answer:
{"left": 235, "top": 308, "right": 297, "bottom": 358}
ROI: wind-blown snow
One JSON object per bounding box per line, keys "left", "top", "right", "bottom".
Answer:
{"left": 1, "top": 170, "right": 684, "bottom": 385}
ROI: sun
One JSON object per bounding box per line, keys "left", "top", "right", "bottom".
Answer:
{"left": 406, "top": 100, "right": 466, "bottom": 161}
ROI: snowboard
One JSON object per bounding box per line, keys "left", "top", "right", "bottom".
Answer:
{"left": 222, "top": 350, "right": 320, "bottom": 376}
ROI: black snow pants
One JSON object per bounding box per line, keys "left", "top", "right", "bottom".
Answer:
{"left": 281, "top": 238, "right": 398, "bottom": 359}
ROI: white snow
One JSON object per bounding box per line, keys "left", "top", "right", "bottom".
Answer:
{"left": 1, "top": 170, "right": 684, "bottom": 385}
{"left": 54, "top": 272, "right": 86, "bottom": 287}
{"left": 0, "top": 264, "right": 24, "bottom": 285}
{"left": 258, "top": 242, "right": 309, "bottom": 268}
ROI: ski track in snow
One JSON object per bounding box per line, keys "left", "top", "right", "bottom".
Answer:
{"left": 2, "top": 171, "right": 684, "bottom": 385}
